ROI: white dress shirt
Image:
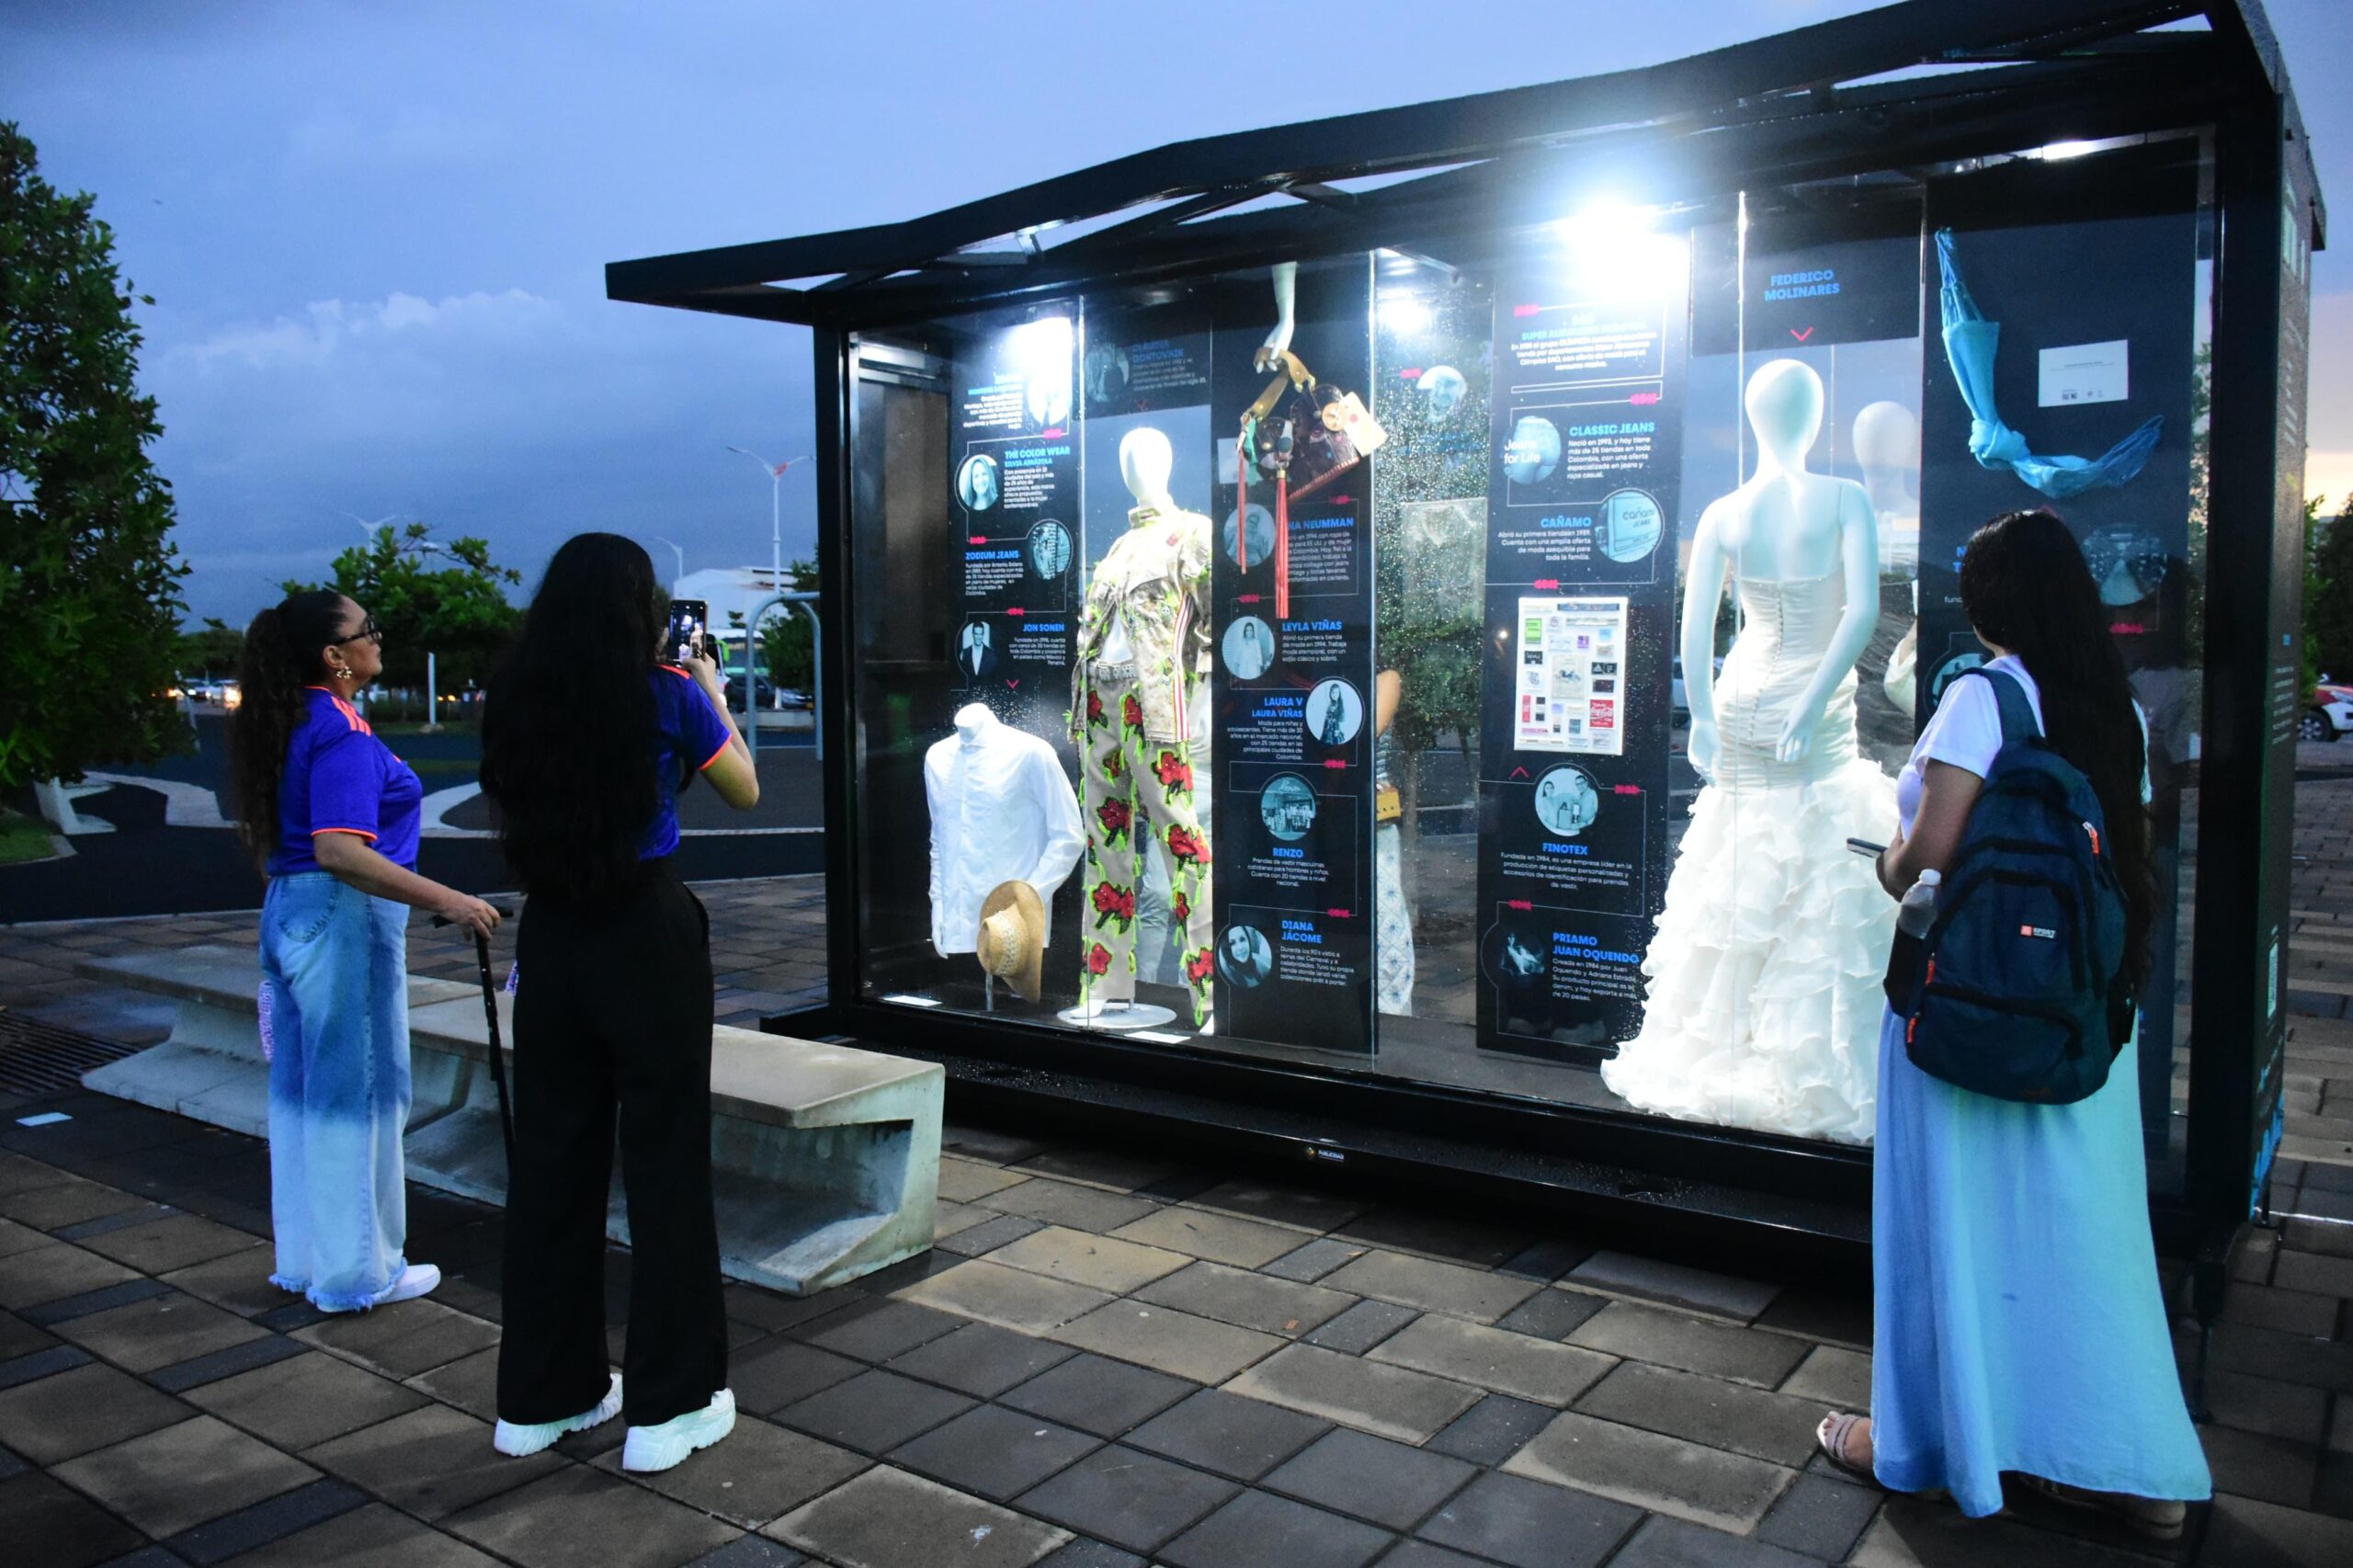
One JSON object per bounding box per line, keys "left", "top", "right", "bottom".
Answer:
{"left": 925, "top": 706, "right": 1086, "bottom": 955}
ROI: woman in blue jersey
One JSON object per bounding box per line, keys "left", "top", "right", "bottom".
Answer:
{"left": 230, "top": 590, "right": 502, "bottom": 1312}
{"left": 478, "top": 535, "right": 758, "bottom": 1474}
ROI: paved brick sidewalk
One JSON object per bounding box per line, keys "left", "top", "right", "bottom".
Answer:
{"left": 0, "top": 785, "right": 2351, "bottom": 1564}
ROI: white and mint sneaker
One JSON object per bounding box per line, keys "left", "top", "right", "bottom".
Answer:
{"left": 494, "top": 1372, "right": 623, "bottom": 1458}
{"left": 620, "top": 1388, "right": 735, "bottom": 1473}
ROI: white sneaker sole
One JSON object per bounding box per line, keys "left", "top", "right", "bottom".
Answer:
{"left": 621, "top": 1389, "right": 736, "bottom": 1472}
{"left": 494, "top": 1372, "right": 624, "bottom": 1458}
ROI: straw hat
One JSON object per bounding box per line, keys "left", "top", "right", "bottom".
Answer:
{"left": 976, "top": 881, "right": 1045, "bottom": 1001}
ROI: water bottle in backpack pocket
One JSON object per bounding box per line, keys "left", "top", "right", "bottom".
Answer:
{"left": 1887, "top": 669, "right": 2131, "bottom": 1104}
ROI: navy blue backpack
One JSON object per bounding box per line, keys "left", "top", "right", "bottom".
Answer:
{"left": 1890, "top": 669, "right": 2132, "bottom": 1104}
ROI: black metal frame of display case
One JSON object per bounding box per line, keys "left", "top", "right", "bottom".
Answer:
{"left": 610, "top": 0, "right": 2324, "bottom": 1281}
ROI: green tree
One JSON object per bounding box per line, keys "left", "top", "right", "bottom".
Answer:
{"left": 755, "top": 556, "right": 820, "bottom": 690}
{"left": 2306, "top": 495, "right": 2353, "bottom": 685}
{"left": 174, "top": 616, "right": 243, "bottom": 678}
{"left": 283, "top": 522, "right": 521, "bottom": 695}
{"left": 0, "top": 122, "right": 188, "bottom": 790}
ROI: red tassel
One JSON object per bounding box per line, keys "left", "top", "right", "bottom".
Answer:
{"left": 1275, "top": 474, "right": 1290, "bottom": 621}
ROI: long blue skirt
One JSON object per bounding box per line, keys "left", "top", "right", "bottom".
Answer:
{"left": 1870, "top": 1008, "right": 2211, "bottom": 1517}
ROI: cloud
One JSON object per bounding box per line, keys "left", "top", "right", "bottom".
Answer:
{"left": 166, "top": 288, "right": 562, "bottom": 372}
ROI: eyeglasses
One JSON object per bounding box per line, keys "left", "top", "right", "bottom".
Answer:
{"left": 333, "top": 615, "right": 383, "bottom": 647}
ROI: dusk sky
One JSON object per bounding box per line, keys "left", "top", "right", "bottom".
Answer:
{"left": 6, "top": 0, "right": 2348, "bottom": 623}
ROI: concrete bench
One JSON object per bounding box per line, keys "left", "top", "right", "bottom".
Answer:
{"left": 74, "top": 946, "right": 940, "bottom": 1295}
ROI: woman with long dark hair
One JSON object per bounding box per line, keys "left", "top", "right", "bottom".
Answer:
{"left": 479, "top": 534, "right": 756, "bottom": 1472}
{"left": 1816, "top": 510, "right": 2208, "bottom": 1537}
{"left": 231, "top": 590, "right": 500, "bottom": 1312}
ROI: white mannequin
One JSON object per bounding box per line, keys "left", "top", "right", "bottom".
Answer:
{"left": 1853, "top": 400, "right": 1920, "bottom": 573}
{"left": 1256, "top": 262, "right": 1297, "bottom": 369}
{"left": 1682, "top": 359, "right": 1880, "bottom": 782}
{"left": 1120, "top": 426, "right": 1175, "bottom": 513}
{"left": 955, "top": 701, "right": 995, "bottom": 741}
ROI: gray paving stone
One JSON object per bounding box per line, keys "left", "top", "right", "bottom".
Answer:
{"left": 1050, "top": 1301, "right": 1282, "bottom": 1384}
{"left": 1564, "top": 1251, "right": 1779, "bottom": 1322}
{"left": 1014, "top": 1444, "right": 1239, "bottom": 1554}
{"left": 2199, "top": 1422, "right": 2322, "bottom": 1508}
{"left": 1035, "top": 1540, "right": 1145, "bottom": 1568}
{"left": 201, "top": 1499, "right": 501, "bottom": 1567}
{"left": 892, "top": 1259, "right": 1115, "bottom": 1335}
{"left": 1502, "top": 1408, "right": 1798, "bottom": 1533}
{"left": 1190, "top": 1178, "right": 1363, "bottom": 1233}
{"left": 722, "top": 1283, "right": 864, "bottom": 1335}
{"left": 1375, "top": 1544, "right": 1496, "bottom": 1568}
{"left": 291, "top": 1297, "right": 500, "bottom": 1380}
{"left": 73, "top": 1214, "right": 262, "bottom": 1278}
{"left": 1604, "top": 1514, "right": 1822, "bottom": 1568}
{"left": 2203, "top": 1367, "right": 2331, "bottom": 1444}
{"left": 1426, "top": 1392, "right": 1555, "bottom": 1466}
{"left": 1335, "top": 1209, "right": 1532, "bottom": 1270}
{"left": 1110, "top": 1207, "right": 1310, "bottom": 1268}
{"left": 684, "top": 1536, "right": 806, "bottom": 1568}
{"left": 937, "top": 1213, "right": 1046, "bottom": 1258}
{"left": 938, "top": 1155, "right": 1033, "bottom": 1203}
{"left": 1134, "top": 1260, "right": 1354, "bottom": 1336}
{"left": 0, "top": 1244, "right": 142, "bottom": 1311}
{"left": 731, "top": 1335, "right": 864, "bottom": 1415}
{"left": 0, "top": 1176, "right": 146, "bottom": 1230}
{"left": 148, "top": 1331, "right": 307, "bottom": 1393}
{"left": 1566, "top": 1301, "right": 1809, "bottom": 1389}
{"left": 0, "top": 1359, "right": 191, "bottom": 1463}
{"left": 776, "top": 1368, "right": 974, "bottom": 1456}
{"left": 983, "top": 1226, "right": 1190, "bottom": 1295}
{"left": 885, "top": 1322, "right": 1077, "bottom": 1398}
{"left": 2201, "top": 1491, "right": 2353, "bottom": 1567}
{"left": 443, "top": 1462, "right": 739, "bottom": 1568}
{"left": 51, "top": 1415, "right": 317, "bottom": 1539}
{"left": 1754, "top": 1471, "right": 1881, "bottom": 1561}
{"left": 1849, "top": 1494, "right": 2167, "bottom": 1566}
{"left": 165, "top": 1476, "right": 365, "bottom": 1566}
{"left": 592, "top": 1414, "right": 870, "bottom": 1528}
{"left": 306, "top": 1404, "right": 564, "bottom": 1519}
{"left": 1574, "top": 1360, "right": 1825, "bottom": 1466}
{"left": 1369, "top": 1313, "right": 1616, "bottom": 1406}
{"left": 1499, "top": 1238, "right": 1595, "bottom": 1282}
{"left": 769, "top": 1463, "right": 1070, "bottom": 1568}
{"left": 794, "top": 1297, "right": 965, "bottom": 1363}
{"left": 50, "top": 1289, "right": 265, "bottom": 1373}
{"left": 1160, "top": 1488, "right": 1393, "bottom": 1568}
{"left": 1263, "top": 1426, "right": 1477, "bottom": 1531}
{"left": 1495, "top": 1286, "right": 1608, "bottom": 1341}
{"left": 156, "top": 1250, "right": 297, "bottom": 1319}
{"left": 0, "top": 1468, "right": 146, "bottom": 1568}
{"left": 186, "top": 1348, "right": 426, "bottom": 1451}
{"left": 0, "top": 1220, "right": 47, "bottom": 1260}
{"left": 1262, "top": 1237, "right": 1366, "bottom": 1283}
{"left": 1000, "top": 1352, "right": 1194, "bottom": 1437}
{"left": 981, "top": 1178, "right": 1158, "bottom": 1233}
{"left": 0, "top": 1342, "right": 88, "bottom": 1391}
{"left": 1304, "top": 1299, "right": 1418, "bottom": 1354}
{"left": 1415, "top": 1470, "right": 1643, "bottom": 1568}
{"left": 1752, "top": 1287, "right": 1871, "bottom": 1351}
{"left": 1126, "top": 1387, "right": 1329, "bottom": 1481}
{"left": 1015, "top": 1148, "right": 1187, "bottom": 1194}
{"left": 1320, "top": 1252, "right": 1539, "bottom": 1324}
{"left": 1224, "top": 1343, "right": 1482, "bottom": 1444}
{"left": 17, "top": 1274, "right": 175, "bottom": 1327}
{"left": 887, "top": 1403, "right": 1098, "bottom": 1500}
{"left": 1779, "top": 1345, "right": 1873, "bottom": 1408}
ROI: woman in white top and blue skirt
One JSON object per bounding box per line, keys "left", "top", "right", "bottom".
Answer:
{"left": 1816, "top": 509, "right": 2209, "bottom": 1540}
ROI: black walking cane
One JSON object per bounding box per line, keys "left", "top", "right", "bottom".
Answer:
{"left": 433, "top": 911, "right": 516, "bottom": 1161}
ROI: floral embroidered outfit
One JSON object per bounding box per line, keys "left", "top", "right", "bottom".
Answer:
{"left": 1071, "top": 504, "right": 1215, "bottom": 1020}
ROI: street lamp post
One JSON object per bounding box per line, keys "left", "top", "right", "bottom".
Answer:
{"left": 650, "top": 536, "right": 686, "bottom": 594}
{"left": 725, "top": 448, "right": 811, "bottom": 710}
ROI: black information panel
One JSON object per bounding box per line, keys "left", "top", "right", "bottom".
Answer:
{"left": 1477, "top": 244, "right": 1687, "bottom": 1061}
{"left": 1209, "top": 264, "right": 1376, "bottom": 1053}
{"left": 952, "top": 312, "right": 1080, "bottom": 736}
{"left": 1919, "top": 150, "right": 2199, "bottom": 1149}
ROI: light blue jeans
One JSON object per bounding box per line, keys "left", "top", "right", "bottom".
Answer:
{"left": 259, "top": 871, "right": 412, "bottom": 1311}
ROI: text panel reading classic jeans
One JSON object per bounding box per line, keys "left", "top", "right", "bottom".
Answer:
{"left": 260, "top": 872, "right": 413, "bottom": 1311}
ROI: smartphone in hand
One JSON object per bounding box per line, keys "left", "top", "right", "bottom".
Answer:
{"left": 665, "top": 599, "right": 709, "bottom": 665}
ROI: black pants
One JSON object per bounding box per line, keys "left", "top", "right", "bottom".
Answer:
{"left": 495, "top": 866, "right": 726, "bottom": 1427}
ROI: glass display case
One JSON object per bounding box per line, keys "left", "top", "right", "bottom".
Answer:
{"left": 611, "top": 0, "right": 2320, "bottom": 1266}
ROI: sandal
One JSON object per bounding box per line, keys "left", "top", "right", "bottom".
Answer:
{"left": 2016, "top": 1474, "right": 2187, "bottom": 1542}
{"left": 1816, "top": 1412, "right": 1878, "bottom": 1485}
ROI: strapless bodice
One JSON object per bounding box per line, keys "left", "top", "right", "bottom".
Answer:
{"left": 1712, "top": 574, "right": 1859, "bottom": 789}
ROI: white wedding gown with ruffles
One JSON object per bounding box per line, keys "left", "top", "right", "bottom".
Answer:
{"left": 1601, "top": 574, "right": 1896, "bottom": 1144}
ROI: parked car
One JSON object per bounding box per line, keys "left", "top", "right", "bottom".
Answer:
{"left": 723, "top": 673, "right": 777, "bottom": 710}
{"left": 775, "top": 687, "right": 813, "bottom": 710}
{"left": 2302, "top": 681, "right": 2353, "bottom": 742}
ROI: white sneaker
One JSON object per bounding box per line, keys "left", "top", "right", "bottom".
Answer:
{"left": 494, "top": 1372, "right": 623, "bottom": 1458}
{"left": 620, "top": 1388, "right": 735, "bottom": 1473}
{"left": 370, "top": 1263, "right": 441, "bottom": 1308}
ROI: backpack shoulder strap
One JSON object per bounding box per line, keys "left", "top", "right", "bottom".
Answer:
{"left": 1962, "top": 666, "right": 2041, "bottom": 744}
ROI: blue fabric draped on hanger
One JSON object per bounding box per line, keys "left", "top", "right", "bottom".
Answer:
{"left": 1936, "top": 229, "right": 2163, "bottom": 500}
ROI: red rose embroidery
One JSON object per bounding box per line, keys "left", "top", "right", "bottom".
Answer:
{"left": 1086, "top": 944, "right": 1111, "bottom": 976}
{"left": 1101, "top": 747, "right": 1124, "bottom": 779}
{"left": 1154, "top": 751, "right": 1193, "bottom": 794}
{"left": 1096, "top": 799, "right": 1132, "bottom": 841}
{"left": 1171, "top": 891, "right": 1190, "bottom": 926}
{"left": 1121, "top": 693, "right": 1143, "bottom": 731}
{"left": 1165, "top": 825, "right": 1207, "bottom": 865}
{"left": 1090, "top": 881, "right": 1136, "bottom": 929}
{"left": 1185, "top": 949, "right": 1214, "bottom": 986}
{"left": 1086, "top": 690, "right": 1105, "bottom": 726}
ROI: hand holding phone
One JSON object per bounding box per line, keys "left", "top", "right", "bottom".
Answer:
{"left": 665, "top": 599, "right": 709, "bottom": 666}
